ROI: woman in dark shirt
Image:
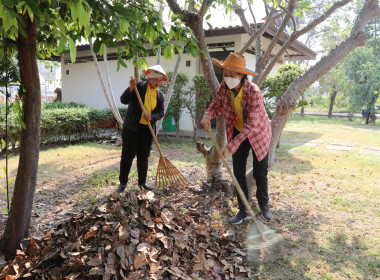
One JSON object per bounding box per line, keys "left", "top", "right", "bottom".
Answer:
{"left": 117, "top": 65, "right": 168, "bottom": 193}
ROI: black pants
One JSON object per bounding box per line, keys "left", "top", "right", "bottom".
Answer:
{"left": 119, "top": 124, "right": 153, "bottom": 186}
{"left": 232, "top": 129, "right": 269, "bottom": 212}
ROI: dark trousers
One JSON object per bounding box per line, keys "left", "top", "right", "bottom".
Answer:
{"left": 232, "top": 129, "right": 269, "bottom": 212}
{"left": 119, "top": 124, "right": 153, "bottom": 186}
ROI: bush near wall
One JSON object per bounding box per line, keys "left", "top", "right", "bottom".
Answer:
{"left": 0, "top": 102, "right": 126, "bottom": 149}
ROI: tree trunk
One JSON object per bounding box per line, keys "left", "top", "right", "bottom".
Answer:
{"left": 268, "top": 0, "right": 379, "bottom": 167}
{"left": 328, "top": 90, "right": 338, "bottom": 118}
{"left": 348, "top": 111, "right": 353, "bottom": 121}
{"left": 365, "top": 112, "right": 370, "bottom": 124}
{"left": 192, "top": 19, "right": 226, "bottom": 182}
{"left": 166, "top": 0, "right": 226, "bottom": 183}
{"left": 0, "top": 17, "right": 41, "bottom": 257}
{"left": 300, "top": 107, "right": 304, "bottom": 117}
{"left": 175, "top": 119, "right": 180, "bottom": 138}
{"left": 192, "top": 122, "right": 197, "bottom": 141}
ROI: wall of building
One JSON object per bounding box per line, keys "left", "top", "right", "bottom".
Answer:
{"left": 61, "top": 51, "right": 199, "bottom": 130}
{"left": 61, "top": 33, "right": 284, "bottom": 131}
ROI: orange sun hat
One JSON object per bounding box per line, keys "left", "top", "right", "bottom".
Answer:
{"left": 212, "top": 53, "right": 258, "bottom": 76}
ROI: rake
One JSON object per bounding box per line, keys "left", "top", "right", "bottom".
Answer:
{"left": 133, "top": 82, "right": 188, "bottom": 188}
{"left": 206, "top": 128, "right": 281, "bottom": 261}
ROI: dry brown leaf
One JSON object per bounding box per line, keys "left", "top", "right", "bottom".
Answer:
{"left": 65, "top": 272, "right": 81, "bottom": 279}
{"left": 238, "top": 266, "right": 247, "bottom": 272}
{"left": 129, "top": 191, "right": 138, "bottom": 206}
{"left": 89, "top": 267, "right": 105, "bottom": 276}
{"left": 212, "top": 263, "right": 225, "bottom": 275}
{"left": 130, "top": 229, "right": 140, "bottom": 239}
{"left": 149, "top": 247, "right": 159, "bottom": 263}
{"left": 233, "top": 256, "right": 242, "bottom": 264}
{"left": 159, "top": 235, "right": 172, "bottom": 249}
{"left": 145, "top": 191, "right": 155, "bottom": 201}
{"left": 84, "top": 231, "right": 96, "bottom": 240}
{"left": 60, "top": 250, "right": 66, "bottom": 259}
{"left": 131, "top": 238, "right": 139, "bottom": 245}
{"left": 133, "top": 252, "right": 148, "bottom": 269}
{"left": 27, "top": 239, "right": 41, "bottom": 258}
{"left": 118, "top": 224, "right": 130, "bottom": 240}
{"left": 126, "top": 271, "right": 146, "bottom": 280}
{"left": 161, "top": 208, "right": 174, "bottom": 223}
{"left": 172, "top": 251, "right": 180, "bottom": 266}
{"left": 115, "top": 245, "right": 126, "bottom": 269}
{"left": 87, "top": 257, "right": 103, "bottom": 266}
{"left": 165, "top": 266, "right": 191, "bottom": 280}
{"left": 141, "top": 208, "right": 152, "bottom": 220}
{"left": 192, "top": 262, "right": 204, "bottom": 272}
{"left": 136, "top": 243, "right": 150, "bottom": 253}
{"left": 41, "top": 244, "right": 53, "bottom": 255}
{"left": 233, "top": 248, "right": 246, "bottom": 256}
{"left": 206, "top": 249, "right": 217, "bottom": 257}
{"left": 193, "top": 254, "right": 210, "bottom": 271}
{"left": 98, "top": 204, "right": 108, "bottom": 213}
{"left": 150, "top": 263, "right": 162, "bottom": 273}
{"left": 160, "top": 255, "right": 171, "bottom": 261}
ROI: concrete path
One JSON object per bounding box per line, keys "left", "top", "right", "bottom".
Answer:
{"left": 297, "top": 111, "right": 379, "bottom": 118}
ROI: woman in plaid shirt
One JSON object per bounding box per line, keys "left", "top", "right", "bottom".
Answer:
{"left": 201, "top": 53, "right": 272, "bottom": 224}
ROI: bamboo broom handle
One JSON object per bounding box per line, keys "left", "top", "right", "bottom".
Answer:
{"left": 206, "top": 128, "right": 265, "bottom": 235}
{"left": 132, "top": 80, "right": 165, "bottom": 160}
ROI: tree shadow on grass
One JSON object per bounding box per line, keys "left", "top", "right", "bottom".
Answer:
{"left": 279, "top": 131, "right": 324, "bottom": 147}
{"left": 272, "top": 149, "right": 314, "bottom": 175}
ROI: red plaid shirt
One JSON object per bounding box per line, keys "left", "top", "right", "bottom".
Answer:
{"left": 206, "top": 79, "right": 271, "bottom": 162}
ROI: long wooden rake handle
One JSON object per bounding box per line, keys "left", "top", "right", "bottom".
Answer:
{"left": 132, "top": 79, "right": 166, "bottom": 163}
{"left": 206, "top": 128, "right": 265, "bottom": 236}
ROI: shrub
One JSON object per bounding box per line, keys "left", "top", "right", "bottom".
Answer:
{"left": 261, "top": 64, "right": 304, "bottom": 118}
{"left": 0, "top": 102, "right": 125, "bottom": 149}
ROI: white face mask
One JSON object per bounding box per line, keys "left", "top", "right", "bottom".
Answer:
{"left": 224, "top": 77, "right": 241, "bottom": 89}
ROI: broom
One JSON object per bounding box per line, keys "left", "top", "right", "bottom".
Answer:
{"left": 132, "top": 81, "right": 188, "bottom": 188}
{"left": 206, "top": 128, "right": 281, "bottom": 260}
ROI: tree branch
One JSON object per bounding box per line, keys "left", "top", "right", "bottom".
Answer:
{"left": 257, "top": 0, "right": 354, "bottom": 86}
{"left": 238, "top": 8, "right": 275, "bottom": 55}
{"left": 268, "top": 0, "right": 380, "bottom": 167}
{"left": 248, "top": 2, "right": 257, "bottom": 29}
{"left": 262, "top": 0, "right": 270, "bottom": 15}
{"left": 279, "top": 5, "right": 297, "bottom": 32}
{"left": 295, "top": 0, "right": 352, "bottom": 37}
{"left": 261, "top": 1, "right": 295, "bottom": 67}
{"left": 166, "top": 0, "right": 195, "bottom": 24}
{"left": 199, "top": 0, "right": 212, "bottom": 17}
{"left": 233, "top": 3, "right": 253, "bottom": 34}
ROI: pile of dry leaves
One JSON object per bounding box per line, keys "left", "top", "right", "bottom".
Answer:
{"left": 0, "top": 190, "right": 254, "bottom": 279}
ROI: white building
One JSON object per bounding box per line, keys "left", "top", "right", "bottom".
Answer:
{"left": 57, "top": 25, "right": 316, "bottom": 131}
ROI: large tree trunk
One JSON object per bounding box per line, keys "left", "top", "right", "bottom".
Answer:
{"left": 166, "top": 0, "right": 225, "bottom": 183}
{"left": 0, "top": 17, "right": 41, "bottom": 256}
{"left": 328, "top": 90, "right": 338, "bottom": 118}
{"left": 268, "top": 0, "right": 379, "bottom": 168}
{"left": 191, "top": 19, "right": 225, "bottom": 183}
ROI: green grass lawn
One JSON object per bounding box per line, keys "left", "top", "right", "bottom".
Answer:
{"left": 267, "top": 115, "right": 380, "bottom": 280}
{"left": 0, "top": 115, "right": 379, "bottom": 279}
